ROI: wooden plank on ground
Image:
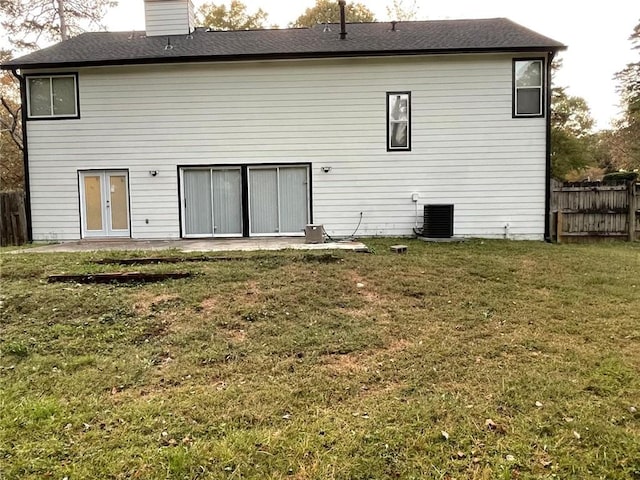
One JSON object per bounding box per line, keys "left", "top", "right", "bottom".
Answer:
{"left": 94, "top": 256, "right": 240, "bottom": 265}
{"left": 48, "top": 272, "right": 192, "bottom": 284}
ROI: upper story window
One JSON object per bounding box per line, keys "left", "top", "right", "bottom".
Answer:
{"left": 387, "top": 92, "right": 411, "bottom": 151}
{"left": 513, "top": 59, "right": 544, "bottom": 117}
{"left": 26, "top": 74, "right": 79, "bottom": 119}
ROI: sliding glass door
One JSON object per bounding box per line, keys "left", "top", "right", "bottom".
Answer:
{"left": 182, "top": 168, "right": 242, "bottom": 237}
{"left": 249, "top": 166, "right": 309, "bottom": 236}
{"left": 180, "top": 165, "right": 309, "bottom": 237}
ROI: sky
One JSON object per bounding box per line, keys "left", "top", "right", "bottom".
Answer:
{"left": 67, "top": 1, "right": 640, "bottom": 130}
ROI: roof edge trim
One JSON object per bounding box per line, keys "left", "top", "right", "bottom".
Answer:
{"left": 2, "top": 45, "right": 567, "bottom": 71}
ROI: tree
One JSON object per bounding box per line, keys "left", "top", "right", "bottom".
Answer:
{"left": 0, "top": 50, "right": 24, "bottom": 190}
{"left": 551, "top": 87, "right": 597, "bottom": 179}
{"left": 0, "top": 106, "right": 23, "bottom": 190}
{"left": 292, "top": 0, "right": 375, "bottom": 28}
{"left": 386, "top": 0, "right": 419, "bottom": 21}
{"left": 549, "top": 57, "right": 597, "bottom": 179}
{"left": 610, "top": 20, "right": 640, "bottom": 170}
{"left": 1, "top": 0, "right": 117, "bottom": 50}
{"left": 196, "top": 1, "right": 268, "bottom": 30}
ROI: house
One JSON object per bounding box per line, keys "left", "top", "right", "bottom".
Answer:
{"left": 1, "top": 0, "right": 565, "bottom": 242}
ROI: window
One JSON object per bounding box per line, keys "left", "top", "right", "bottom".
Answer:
{"left": 27, "top": 74, "right": 79, "bottom": 119}
{"left": 513, "top": 59, "right": 544, "bottom": 117}
{"left": 387, "top": 92, "right": 411, "bottom": 151}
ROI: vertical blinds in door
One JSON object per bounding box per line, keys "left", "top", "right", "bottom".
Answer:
{"left": 184, "top": 170, "right": 213, "bottom": 236}
{"left": 250, "top": 168, "right": 279, "bottom": 234}
{"left": 279, "top": 167, "right": 308, "bottom": 233}
{"left": 212, "top": 169, "right": 242, "bottom": 235}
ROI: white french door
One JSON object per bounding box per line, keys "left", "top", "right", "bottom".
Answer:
{"left": 79, "top": 170, "right": 130, "bottom": 238}
{"left": 181, "top": 168, "right": 243, "bottom": 237}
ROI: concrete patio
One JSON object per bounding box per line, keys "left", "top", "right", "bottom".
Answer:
{"left": 13, "top": 237, "right": 369, "bottom": 254}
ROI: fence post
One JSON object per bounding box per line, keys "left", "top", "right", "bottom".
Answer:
{"left": 557, "top": 210, "right": 563, "bottom": 244}
{"left": 630, "top": 180, "right": 638, "bottom": 242}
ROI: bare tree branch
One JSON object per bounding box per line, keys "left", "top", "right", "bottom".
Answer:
{"left": 0, "top": 96, "right": 23, "bottom": 151}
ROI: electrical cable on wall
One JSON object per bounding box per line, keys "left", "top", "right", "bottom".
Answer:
{"left": 348, "top": 212, "right": 363, "bottom": 240}
{"left": 323, "top": 211, "right": 364, "bottom": 242}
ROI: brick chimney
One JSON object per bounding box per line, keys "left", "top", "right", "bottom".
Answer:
{"left": 144, "top": 0, "right": 195, "bottom": 36}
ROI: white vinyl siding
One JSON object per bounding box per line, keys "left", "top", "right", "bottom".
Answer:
{"left": 144, "top": 0, "right": 194, "bottom": 37}
{"left": 25, "top": 53, "right": 547, "bottom": 241}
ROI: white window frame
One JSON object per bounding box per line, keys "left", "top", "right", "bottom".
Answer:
{"left": 513, "top": 59, "right": 544, "bottom": 118}
{"left": 26, "top": 74, "right": 79, "bottom": 119}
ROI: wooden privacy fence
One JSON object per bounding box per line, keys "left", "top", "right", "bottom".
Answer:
{"left": 550, "top": 179, "right": 639, "bottom": 242}
{"left": 0, "top": 191, "right": 28, "bottom": 246}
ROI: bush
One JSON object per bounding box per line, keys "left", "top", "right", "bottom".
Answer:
{"left": 602, "top": 171, "right": 638, "bottom": 184}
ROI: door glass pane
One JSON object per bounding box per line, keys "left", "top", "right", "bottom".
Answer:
{"left": 52, "top": 77, "right": 76, "bottom": 115}
{"left": 279, "top": 167, "right": 308, "bottom": 233}
{"left": 184, "top": 170, "right": 213, "bottom": 235}
{"left": 84, "top": 175, "right": 103, "bottom": 231}
{"left": 212, "top": 169, "right": 242, "bottom": 235}
{"left": 28, "top": 78, "right": 52, "bottom": 117}
{"left": 109, "top": 175, "right": 128, "bottom": 230}
{"left": 250, "top": 169, "right": 278, "bottom": 234}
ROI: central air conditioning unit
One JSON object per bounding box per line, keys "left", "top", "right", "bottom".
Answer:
{"left": 422, "top": 204, "right": 454, "bottom": 238}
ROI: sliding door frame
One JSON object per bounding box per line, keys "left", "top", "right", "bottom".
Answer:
{"left": 178, "top": 163, "right": 312, "bottom": 238}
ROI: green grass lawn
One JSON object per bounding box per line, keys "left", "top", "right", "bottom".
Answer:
{"left": 1, "top": 239, "right": 639, "bottom": 479}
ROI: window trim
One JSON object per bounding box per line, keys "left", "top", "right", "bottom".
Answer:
{"left": 25, "top": 73, "right": 80, "bottom": 120}
{"left": 512, "top": 58, "right": 545, "bottom": 118}
{"left": 386, "top": 91, "right": 411, "bottom": 151}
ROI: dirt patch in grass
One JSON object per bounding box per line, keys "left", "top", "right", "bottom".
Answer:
{"left": 321, "top": 338, "right": 412, "bottom": 375}
{"left": 199, "top": 296, "right": 219, "bottom": 313}
{"left": 224, "top": 328, "right": 247, "bottom": 344}
{"left": 133, "top": 293, "right": 182, "bottom": 315}
{"left": 242, "top": 280, "right": 263, "bottom": 300}
{"left": 322, "top": 352, "right": 371, "bottom": 374}
{"left": 384, "top": 338, "right": 412, "bottom": 354}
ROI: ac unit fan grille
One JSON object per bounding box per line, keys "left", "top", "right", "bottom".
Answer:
{"left": 423, "top": 204, "right": 454, "bottom": 238}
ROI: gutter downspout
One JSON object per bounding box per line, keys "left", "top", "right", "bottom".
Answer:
{"left": 10, "top": 68, "right": 33, "bottom": 243}
{"left": 544, "top": 50, "right": 555, "bottom": 243}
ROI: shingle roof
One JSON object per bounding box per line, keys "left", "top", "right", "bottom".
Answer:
{"left": 2, "top": 18, "right": 565, "bottom": 70}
